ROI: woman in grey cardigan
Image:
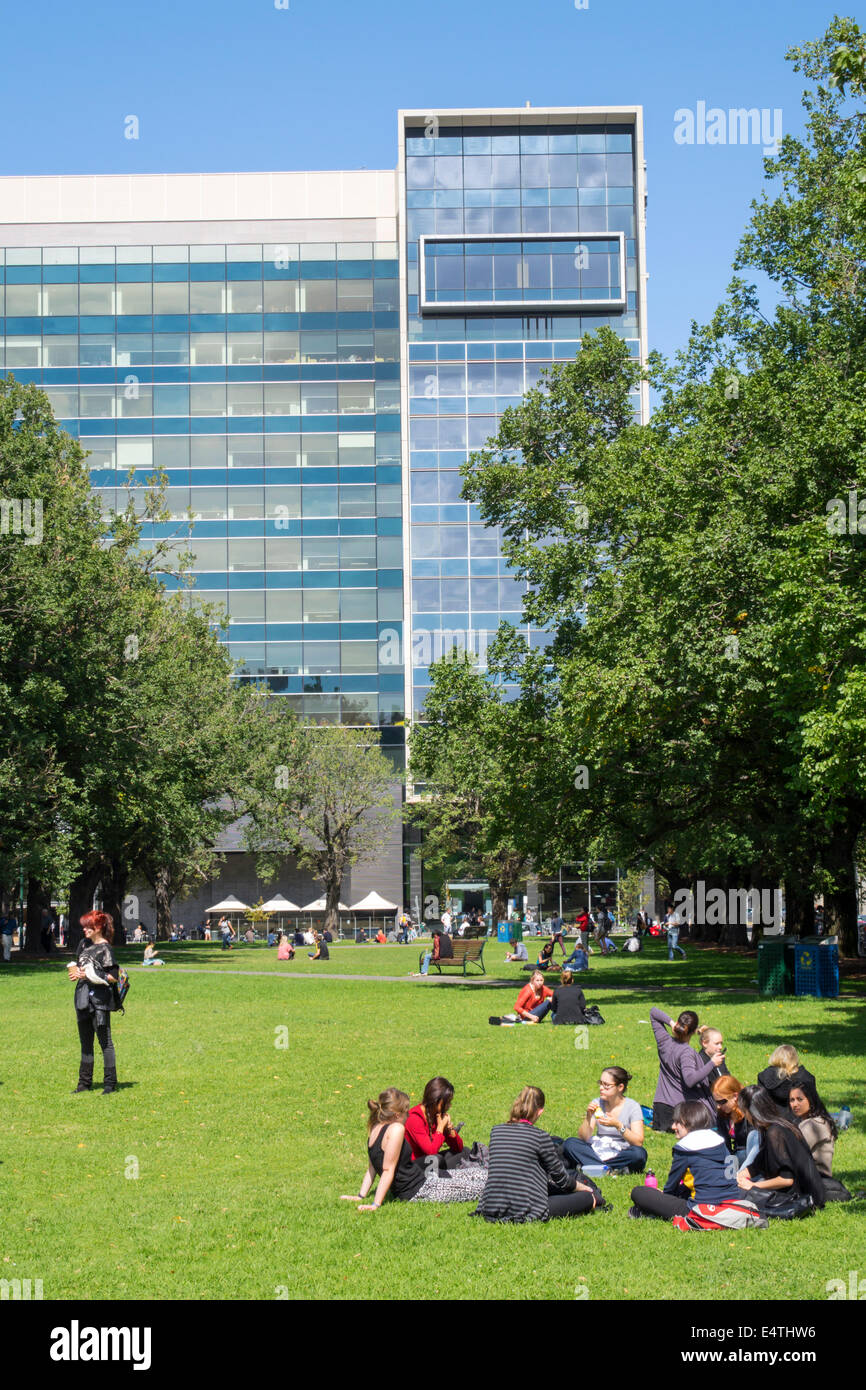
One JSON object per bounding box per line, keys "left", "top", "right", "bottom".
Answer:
{"left": 650, "top": 1007, "right": 725, "bottom": 1132}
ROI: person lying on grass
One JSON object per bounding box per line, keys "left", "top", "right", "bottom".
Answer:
{"left": 788, "top": 1077, "right": 852, "bottom": 1203}
{"left": 735, "top": 1085, "right": 826, "bottom": 1215}
{"left": 490, "top": 970, "right": 553, "bottom": 1025}
{"left": 340, "top": 1088, "right": 486, "bottom": 1210}
{"left": 629, "top": 1100, "right": 766, "bottom": 1230}
{"left": 562, "top": 1067, "right": 647, "bottom": 1173}
{"left": 474, "top": 1085, "right": 601, "bottom": 1223}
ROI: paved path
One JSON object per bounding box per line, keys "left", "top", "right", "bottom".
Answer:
{"left": 132, "top": 966, "right": 781, "bottom": 994}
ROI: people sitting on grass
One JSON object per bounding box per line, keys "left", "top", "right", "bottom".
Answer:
{"left": 532, "top": 937, "right": 561, "bottom": 973}
{"left": 712, "top": 1075, "right": 750, "bottom": 1166}
{"left": 490, "top": 970, "right": 554, "bottom": 1026}
{"left": 629, "top": 1100, "right": 766, "bottom": 1230}
{"left": 697, "top": 1025, "right": 730, "bottom": 1082}
{"left": 550, "top": 969, "right": 589, "bottom": 1026}
{"left": 474, "top": 1085, "right": 601, "bottom": 1223}
{"left": 757, "top": 1044, "right": 817, "bottom": 1113}
{"left": 504, "top": 940, "right": 529, "bottom": 963}
{"left": 561, "top": 939, "right": 589, "bottom": 971}
{"left": 375, "top": 927, "right": 388, "bottom": 944}
{"left": 788, "top": 1077, "right": 852, "bottom": 1203}
{"left": 308, "top": 932, "right": 329, "bottom": 961}
{"left": 416, "top": 925, "right": 453, "bottom": 976}
{"left": 142, "top": 943, "right": 165, "bottom": 967}
{"left": 340, "top": 1088, "right": 487, "bottom": 1209}
{"left": 649, "top": 1007, "right": 725, "bottom": 1132}
{"left": 277, "top": 933, "right": 294, "bottom": 961}
{"left": 405, "top": 1076, "right": 467, "bottom": 1168}
{"left": 563, "top": 1067, "right": 648, "bottom": 1173}
{"left": 735, "top": 1085, "right": 826, "bottom": 1215}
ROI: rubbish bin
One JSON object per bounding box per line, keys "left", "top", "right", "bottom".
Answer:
{"left": 497, "top": 921, "right": 511, "bottom": 943}
{"left": 758, "top": 939, "right": 789, "bottom": 996}
{"left": 511, "top": 920, "right": 524, "bottom": 943}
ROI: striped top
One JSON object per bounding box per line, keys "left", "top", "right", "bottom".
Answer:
{"left": 476, "top": 1122, "right": 574, "bottom": 1223}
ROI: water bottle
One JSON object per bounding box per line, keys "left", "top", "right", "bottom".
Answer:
{"left": 645, "top": 1170, "right": 658, "bottom": 1188}
{"left": 838, "top": 1105, "right": 852, "bottom": 1130}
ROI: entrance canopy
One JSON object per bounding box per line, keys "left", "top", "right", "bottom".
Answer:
{"left": 205, "top": 895, "right": 249, "bottom": 913}
{"left": 349, "top": 891, "right": 398, "bottom": 912}
{"left": 300, "top": 897, "right": 350, "bottom": 912}
{"left": 258, "top": 894, "right": 301, "bottom": 913}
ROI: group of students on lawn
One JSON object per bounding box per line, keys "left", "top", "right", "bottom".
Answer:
{"left": 342, "top": 1008, "right": 851, "bottom": 1227}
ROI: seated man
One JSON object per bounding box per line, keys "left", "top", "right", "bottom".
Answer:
{"left": 416, "top": 926, "right": 453, "bottom": 976}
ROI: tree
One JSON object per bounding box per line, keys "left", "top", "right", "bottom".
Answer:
{"left": 0, "top": 377, "right": 260, "bottom": 943}
{"left": 409, "top": 638, "right": 562, "bottom": 925}
{"left": 461, "top": 20, "right": 866, "bottom": 956}
{"left": 245, "top": 702, "right": 402, "bottom": 936}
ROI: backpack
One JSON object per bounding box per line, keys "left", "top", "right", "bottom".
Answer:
{"left": 584, "top": 1004, "right": 605, "bottom": 1026}
{"left": 112, "top": 967, "right": 130, "bottom": 1014}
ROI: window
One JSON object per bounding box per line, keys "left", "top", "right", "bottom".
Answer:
{"left": 420, "top": 234, "right": 625, "bottom": 311}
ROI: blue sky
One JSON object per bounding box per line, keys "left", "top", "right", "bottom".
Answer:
{"left": 0, "top": 0, "right": 850, "bottom": 362}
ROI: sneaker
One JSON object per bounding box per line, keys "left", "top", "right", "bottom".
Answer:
{"left": 488, "top": 1016, "right": 502, "bottom": 1026}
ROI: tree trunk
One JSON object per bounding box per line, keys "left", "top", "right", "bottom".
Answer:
{"left": 324, "top": 866, "right": 342, "bottom": 939}
{"left": 490, "top": 883, "right": 509, "bottom": 927}
{"left": 821, "top": 826, "right": 859, "bottom": 957}
{"left": 67, "top": 863, "right": 103, "bottom": 953}
{"left": 24, "top": 876, "right": 52, "bottom": 954}
{"left": 153, "top": 867, "right": 173, "bottom": 941}
{"left": 783, "top": 873, "right": 814, "bottom": 939}
{"left": 100, "top": 857, "right": 129, "bottom": 946}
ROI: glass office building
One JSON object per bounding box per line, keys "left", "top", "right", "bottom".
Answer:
{"left": 0, "top": 109, "right": 647, "bottom": 911}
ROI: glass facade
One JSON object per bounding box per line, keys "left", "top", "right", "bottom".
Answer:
{"left": 401, "top": 116, "right": 644, "bottom": 719}
{"left": 0, "top": 240, "right": 404, "bottom": 731}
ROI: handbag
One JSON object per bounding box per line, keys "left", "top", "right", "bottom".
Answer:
{"left": 584, "top": 1004, "right": 605, "bottom": 1025}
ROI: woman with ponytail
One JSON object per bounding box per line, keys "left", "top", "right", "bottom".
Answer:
{"left": 649, "top": 1007, "right": 725, "bottom": 1132}
{"left": 340, "top": 1088, "right": 486, "bottom": 1210}
{"left": 475, "top": 1086, "right": 600, "bottom": 1223}
{"left": 68, "top": 910, "right": 120, "bottom": 1095}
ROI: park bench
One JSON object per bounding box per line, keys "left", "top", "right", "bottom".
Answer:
{"left": 419, "top": 939, "right": 486, "bottom": 976}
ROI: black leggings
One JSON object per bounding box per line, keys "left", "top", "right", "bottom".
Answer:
{"left": 630, "top": 1186, "right": 689, "bottom": 1219}
{"left": 548, "top": 1191, "right": 596, "bottom": 1218}
{"left": 77, "top": 1011, "right": 116, "bottom": 1072}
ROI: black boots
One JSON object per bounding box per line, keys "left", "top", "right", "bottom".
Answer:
{"left": 102, "top": 1069, "right": 118, "bottom": 1095}
{"left": 73, "top": 1063, "right": 93, "bottom": 1094}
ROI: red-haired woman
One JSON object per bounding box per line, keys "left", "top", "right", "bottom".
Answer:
{"left": 67, "top": 910, "right": 120, "bottom": 1094}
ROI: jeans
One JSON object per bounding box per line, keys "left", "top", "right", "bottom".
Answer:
{"left": 420, "top": 951, "right": 432, "bottom": 975}
{"left": 667, "top": 928, "right": 685, "bottom": 959}
{"left": 526, "top": 999, "right": 552, "bottom": 1021}
{"left": 563, "top": 1137, "right": 648, "bottom": 1173}
{"left": 743, "top": 1129, "right": 761, "bottom": 1170}
{"left": 562, "top": 949, "right": 588, "bottom": 970}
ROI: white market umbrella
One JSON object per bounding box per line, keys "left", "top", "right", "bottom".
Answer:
{"left": 349, "top": 891, "right": 399, "bottom": 912}
{"left": 259, "top": 894, "right": 301, "bottom": 913}
{"left": 300, "top": 897, "right": 350, "bottom": 912}
{"left": 206, "top": 895, "right": 249, "bottom": 913}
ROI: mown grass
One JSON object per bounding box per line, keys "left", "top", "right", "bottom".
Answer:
{"left": 2, "top": 940, "right": 864, "bottom": 1301}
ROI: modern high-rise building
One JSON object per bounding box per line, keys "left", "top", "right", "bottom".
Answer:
{"left": 0, "top": 106, "right": 647, "bottom": 922}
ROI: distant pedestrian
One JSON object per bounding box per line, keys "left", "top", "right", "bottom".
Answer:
{"left": 0, "top": 911, "right": 18, "bottom": 962}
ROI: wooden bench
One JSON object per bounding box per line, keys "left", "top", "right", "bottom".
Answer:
{"left": 419, "top": 939, "right": 487, "bottom": 976}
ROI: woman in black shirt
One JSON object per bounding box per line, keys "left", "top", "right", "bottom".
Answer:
{"left": 68, "top": 910, "right": 120, "bottom": 1095}
{"left": 736, "top": 1085, "right": 825, "bottom": 1212}
{"left": 551, "top": 969, "right": 589, "bottom": 1025}
{"left": 341, "top": 1088, "right": 485, "bottom": 1208}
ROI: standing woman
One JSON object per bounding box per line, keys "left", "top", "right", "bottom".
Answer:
{"left": 68, "top": 910, "right": 120, "bottom": 1095}
{"left": 649, "top": 1007, "right": 724, "bottom": 1132}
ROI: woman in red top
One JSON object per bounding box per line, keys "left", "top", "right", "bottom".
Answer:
{"left": 405, "top": 1076, "right": 464, "bottom": 1162}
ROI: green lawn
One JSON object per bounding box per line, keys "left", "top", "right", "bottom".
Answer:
{"left": 2, "top": 940, "right": 864, "bottom": 1301}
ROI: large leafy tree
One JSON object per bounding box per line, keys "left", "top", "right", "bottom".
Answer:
{"left": 460, "top": 19, "right": 866, "bottom": 955}
{"left": 0, "top": 378, "right": 259, "bottom": 943}
{"left": 409, "top": 639, "right": 560, "bottom": 925}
